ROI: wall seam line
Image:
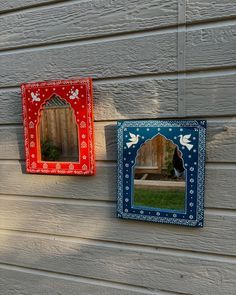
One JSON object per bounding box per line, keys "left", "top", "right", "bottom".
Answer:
{"left": 178, "top": 0, "right": 187, "bottom": 117}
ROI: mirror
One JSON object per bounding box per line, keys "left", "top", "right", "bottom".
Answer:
{"left": 134, "top": 135, "right": 185, "bottom": 211}
{"left": 117, "top": 120, "right": 206, "bottom": 227}
{"left": 39, "top": 95, "right": 79, "bottom": 162}
{"left": 21, "top": 78, "right": 95, "bottom": 175}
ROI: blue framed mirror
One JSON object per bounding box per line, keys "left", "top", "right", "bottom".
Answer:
{"left": 117, "top": 120, "right": 206, "bottom": 227}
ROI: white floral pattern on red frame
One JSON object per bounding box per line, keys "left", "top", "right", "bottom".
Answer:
{"left": 21, "top": 78, "right": 95, "bottom": 175}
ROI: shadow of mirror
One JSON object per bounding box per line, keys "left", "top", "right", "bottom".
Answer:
{"left": 39, "top": 95, "right": 79, "bottom": 162}
{"left": 134, "top": 134, "right": 186, "bottom": 211}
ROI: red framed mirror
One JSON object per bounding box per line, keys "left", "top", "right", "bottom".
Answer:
{"left": 21, "top": 78, "right": 95, "bottom": 175}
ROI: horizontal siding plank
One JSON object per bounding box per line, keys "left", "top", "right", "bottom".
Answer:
{"left": 0, "top": 33, "right": 177, "bottom": 87}
{"left": 1, "top": 74, "right": 236, "bottom": 125}
{"left": 0, "top": 162, "right": 235, "bottom": 209}
{"left": 94, "top": 79, "right": 178, "bottom": 120}
{"left": 0, "top": 267, "right": 169, "bottom": 295}
{"left": 0, "top": 197, "right": 236, "bottom": 255}
{"left": 0, "top": 89, "right": 22, "bottom": 124}
{"left": 0, "top": 78, "right": 177, "bottom": 124}
{"left": 0, "top": 123, "right": 117, "bottom": 161}
{"left": 0, "top": 127, "right": 24, "bottom": 160}
{"left": 186, "top": 0, "right": 236, "bottom": 23}
{"left": 206, "top": 120, "right": 236, "bottom": 163}
{"left": 186, "top": 25, "right": 236, "bottom": 70}
{"left": 0, "top": 78, "right": 178, "bottom": 124}
{"left": 0, "top": 162, "right": 116, "bottom": 201}
{"left": 1, "top": 1, "right": 236, "bottom": 51}
{"left": 0, "top": 25, "right": 235, "bottom": 87}
{"left": 1, "top": 120, "right": 236, "bottom": 163}
{"left": 0, "top": 231, "right": 235, "bottom": 295}
{"left": 0, "top": 0, "right": 61, "bottom": 13}
{"left": 185, "top": 74, "right": 236, "bottom": 116}
{"left": 205, "top": 166, "right": 236, "bottom": 209}
{"left": 0, "top": 0, "right": 178, "bottom": 50}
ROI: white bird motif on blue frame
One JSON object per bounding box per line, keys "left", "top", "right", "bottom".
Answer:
{"left": 126, "top": 132, "right": 140, "bottom": 148}
{"left": 179, "top": 134, "right": 193, "bottom": 151}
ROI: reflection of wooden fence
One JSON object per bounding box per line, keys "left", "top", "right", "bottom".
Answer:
{"left": 39, "top": 106, "right": 78, "bottom": 160}
{"left": 135, "top": 135, "right": 174, "bottom": 174}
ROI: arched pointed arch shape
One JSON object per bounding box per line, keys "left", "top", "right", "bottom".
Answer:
{"left": 21, "top": 78, "right": 95, "bottom": 175}
{"left": 38, "top": 95, "right": 79, "bottom": 163}
{"left": 133, "top": 133, "right": 186, "bottom": 212}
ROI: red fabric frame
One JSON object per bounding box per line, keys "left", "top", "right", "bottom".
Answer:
{"left": 21, "top": 78, "right": 95, "bottom": 175}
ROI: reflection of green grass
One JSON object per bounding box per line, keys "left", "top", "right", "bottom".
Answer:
{"left": 134, "top": 188, "right": 185, "bottom": 211}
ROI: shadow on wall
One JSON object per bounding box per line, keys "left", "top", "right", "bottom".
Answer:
{"left": 0, "top": 196, "right": 232, "bottom": 294}
{"left": 93, "top": 79, "right": 178, "bottom": 120}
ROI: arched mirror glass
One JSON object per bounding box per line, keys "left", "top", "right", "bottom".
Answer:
{"left": 39, "top": 95, "right": 79, "bottom": 162}
{"left": 134, "top": 135, "right": 185, "bottom": 211}
{"left": 117, "top": 120, "right": 206, "bottom": 227}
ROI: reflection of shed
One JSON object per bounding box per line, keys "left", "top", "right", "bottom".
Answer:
{"left": 135, "top": 135, "right": 175, "bottom": 174}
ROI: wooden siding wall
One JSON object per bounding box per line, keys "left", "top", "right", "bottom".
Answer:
{"left": 0, "top": 1, "right": 236, "bottom": 294}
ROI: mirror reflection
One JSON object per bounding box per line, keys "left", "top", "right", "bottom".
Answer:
{"left": 134, "top": 135, "right": 185, "bottom": 211}
{"left": 39, "top": 95, "right": 79, "bottom": 162}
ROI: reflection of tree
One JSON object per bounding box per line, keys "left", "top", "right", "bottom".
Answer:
{"left": 172, "top": 147, "right": 185, "bottom": 179}
{"left": 165, "top": 143, "right": 175, "bottom": 178}
{"left": 41, "top": 140, "right": 61, "bottom": 161}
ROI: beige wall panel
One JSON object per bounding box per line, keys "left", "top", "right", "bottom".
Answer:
{"left": 94, "top": 79, "right": 178, "bottom": 120}
{"left": 0, "top": 89, "right": 22, "bottom": 124}
{"left": 205, "top": 165, "right": 236, "bottom": 209}
{"left": 186, "top": 25, "right": 236, "bottom": 70}
{"left": 0, "top": 0, "right": 178, "bottom": 50}
{"left": 0, "top": 34, "right": 177, "bottom": 87}
{"left": 186, "top": 0, "right": 236, "bottom": 23}
{"left": 0, "top": 266, "right": 168, "bottom": 295}
{"left": 0, "top": 162, "right": 235, "bottom": 209}
{"left": 0, "top": 0, "right": 60, "bottom": 13}
{"left": 185, "top": 74, "right": 236, "bottom": 116}
{"left": 1, "top": 74, "right": 236, "bottom": 124}
{"left": 1, "top": 1, "right": 235, "bottom": 50}
{"left": 0, "top": 231, "right": 235, "bottom": 295}
{"left": 206, "top": 120, "right": 236, "bottom": 163}
{"left": 0, "top": 25, "right": 235, "bottom": 87}
{"left": 0, "top": 197, "right": 235, "bottom": 255}
{"left": 0, "top": 162, "right": 116, "bottom": 201}
{"left": 0, "top": 78, "right": 178, "bottom": 124}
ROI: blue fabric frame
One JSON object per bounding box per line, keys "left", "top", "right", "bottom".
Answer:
{"left": 117, "top": 120, "right": 206, "bottom": 227}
